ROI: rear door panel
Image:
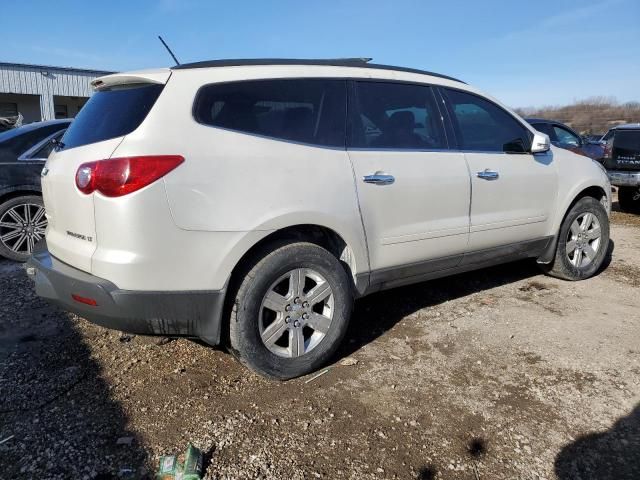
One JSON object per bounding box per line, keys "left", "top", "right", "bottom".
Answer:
{"left": 348, "top": 150, "right": 470, "bottom": 272}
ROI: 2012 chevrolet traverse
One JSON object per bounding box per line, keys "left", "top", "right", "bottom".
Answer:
{"left": 28, "top": 59, "right": 611, "bottom": 379}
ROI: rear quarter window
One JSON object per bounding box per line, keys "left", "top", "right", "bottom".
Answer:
{"left": 60, "top": 83, "right": 164, "bottom": 150}
{"left": 194, "top": 79, "right": 347, "bottom": 147}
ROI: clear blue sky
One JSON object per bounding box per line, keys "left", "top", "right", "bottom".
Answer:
{"left": 3, "top": 0, "right": 638, "bottom": 107}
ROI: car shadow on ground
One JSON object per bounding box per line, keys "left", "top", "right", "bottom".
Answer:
{"left": 337, "top": 239, "right": 615, "bottom": 362}
{"left": 554, "top": 403, "right": 640, "bottom": 479}
{"left": 0, "top": 258, "right": 148, "bottom": 478}
{"left": 338, "top": 258, "right": 542, "bottom": 360}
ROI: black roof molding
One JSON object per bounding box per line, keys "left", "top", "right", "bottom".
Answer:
{"left": 171, "top": 58, "right": 465, "bottom": 84}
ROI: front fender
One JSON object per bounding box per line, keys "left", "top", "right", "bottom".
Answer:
{"left": 551, "top": 153, "right": 611, "bottom": 233}
{"left": 539, "top": 155, "right": 610, "bottom": 264}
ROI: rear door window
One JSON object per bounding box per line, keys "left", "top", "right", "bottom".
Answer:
{"left": 194, "top": 79, "right": 346, "bottom": 147}
{"left": 349, "top": 81, "right": 446, "bottom": 149}
{"left": 443, "top": 88, "right": 531, "bottom": 153}
{"left": 60, "top": 83, "right": 164, "bottom": 150}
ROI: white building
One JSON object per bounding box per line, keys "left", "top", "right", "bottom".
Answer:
{"left": 0, "top": 62, "right": 113, "bottom": 123}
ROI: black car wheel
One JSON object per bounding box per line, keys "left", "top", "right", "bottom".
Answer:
{"left": 543, "top": 196, "right": 610, "bottom": 281}
{"left": 228, "top": 241, "right": 353, "bottom": 380}
{"left": 618, "top": 186, "right": 640, "bottom": 213}
{"left": 0, "top": 195, "right": 47, "bottom": 262}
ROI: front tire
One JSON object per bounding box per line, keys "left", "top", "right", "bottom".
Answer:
{"left": 229, "top": 242, "right": 353, "bottom": 380}
{"left": 0, "top": 195, "right": 47, "bottom": 262}
{"left": 618, "top": 186, "right": 640, "bottom": 213}
{"left": 544, "top": 196, "right": 610, "bottom": 281}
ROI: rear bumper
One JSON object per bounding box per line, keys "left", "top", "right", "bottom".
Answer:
{"left": 26, "top": 242, "right": 225, "bottom": 345}
{"left": 608, "top": 170, "right": 640, "bottom": 187}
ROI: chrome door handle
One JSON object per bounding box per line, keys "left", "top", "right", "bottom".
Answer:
{"left": 477, "top": 169, "right": 499, "bottom": 180}
{"left": 363, "top": 173, "right": 395, "bottom": 185}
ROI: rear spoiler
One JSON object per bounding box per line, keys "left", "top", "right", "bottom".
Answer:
{"left": 91, "top": 68, "right": 171, "bottom": 91}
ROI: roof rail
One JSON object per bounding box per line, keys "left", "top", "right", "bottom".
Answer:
{"left": 171, "top": 58, "right": 465, "bottom": 83}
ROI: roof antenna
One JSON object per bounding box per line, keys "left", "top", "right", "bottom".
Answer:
{"left": 158, "top": 35, "right": 180, "bottom": 66}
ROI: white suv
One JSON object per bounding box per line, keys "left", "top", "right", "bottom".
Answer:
{"left": 28, "top": 59, "right": 611, "bottom": 379}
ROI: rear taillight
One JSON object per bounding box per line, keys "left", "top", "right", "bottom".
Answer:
{"left": 603, "top": 140, "right": 612, "bottom": 160}
{"left": 75, "top": 155, "right": 184, "bottom": 197}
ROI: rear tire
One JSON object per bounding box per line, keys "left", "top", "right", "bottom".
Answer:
{"left": 0, "top": 195, "right": 47, "bottom": 262}
{"left": 228, "top": 241, "right": 353, "bottom": 380}
{"left": 543, "top": 196, "right": 609, "bottom": 281}
{"left": 618, "top": 186, "right": 640, "bottom": 213}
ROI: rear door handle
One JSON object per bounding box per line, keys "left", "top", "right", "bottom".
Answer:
{"left": 363, "top": 173, "right": 395, "bottom": 185}
{"left": 477, "top": 169, "right": 499, "bottom": 180}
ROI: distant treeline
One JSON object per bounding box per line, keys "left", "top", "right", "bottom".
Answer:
{"left": 515, "top": 97, "right": 640, "bottom": 135}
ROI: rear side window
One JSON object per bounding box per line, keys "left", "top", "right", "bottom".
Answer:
{"left": 614, "top": 130, "right": 640, "bottom": 153}
{"left": 444, "top": 88, "right": 531, "bottom": 153}
{"left": 349, "top": 81, "right": 446, "bottom": 150}
{"left": 60, "top": 83, "right": 163, "bottom": 150}
{"left": 194, "top": 79, "right": 346, "bottom": 147}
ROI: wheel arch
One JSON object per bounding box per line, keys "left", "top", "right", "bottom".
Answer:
{"left": 226, "top": 223, "right": 368, "bottom": 296}
{"left": 213, "top": 223, "right": 368, "bottom": 347}
{"left": 538, "top": 183, "right": 609, "bottom": 264}
{"left": 0, "top": 186, "right": 42, "bottom": 205}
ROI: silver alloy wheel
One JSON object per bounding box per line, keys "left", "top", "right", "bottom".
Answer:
{"left": 259, "top": 268, "right": 334, "bottom": 358}
{"left": 0, "top": 203, "right": 47, "bottom": 256}
{"left": 566, "top": 212, "right": 601, "bottom": 268}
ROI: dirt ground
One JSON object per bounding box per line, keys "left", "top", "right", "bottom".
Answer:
{"left": 1, "top": 206, "right": 638, "bottom": 480}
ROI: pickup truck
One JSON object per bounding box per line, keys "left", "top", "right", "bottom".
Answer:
{"left": 603, "top": 124, "right": 640, "bottom": 212}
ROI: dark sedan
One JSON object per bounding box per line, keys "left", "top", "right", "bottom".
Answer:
{"left": 526, "top": 118, "right": 604, "bottom": 160}
{"left": 0, "top": 119, "right": 71, "bottom": 261}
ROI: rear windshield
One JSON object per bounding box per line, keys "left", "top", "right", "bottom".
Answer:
{"left": 614, "top": 130, "right": 640, "bottom": 152}
{"left": 60, "top": 83, "right": 163, "bottom": 150}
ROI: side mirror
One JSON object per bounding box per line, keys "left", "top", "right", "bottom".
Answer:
{"left": 530, "top": 132, "right": 550, "bottom": 153}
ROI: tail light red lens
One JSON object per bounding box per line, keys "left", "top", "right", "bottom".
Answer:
{"left": 603, "top": 140, "right": 612, "bottom": 160}
{"left": 75, "top": 155, "right": 184, "bottom": 197}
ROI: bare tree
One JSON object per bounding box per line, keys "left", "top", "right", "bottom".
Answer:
{"left": 515, "top": 97, "right": 640, "bottom": 134}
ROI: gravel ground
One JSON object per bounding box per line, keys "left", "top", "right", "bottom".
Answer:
{"left": 0, "top": 206, "right": 639, "bottom": 479}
